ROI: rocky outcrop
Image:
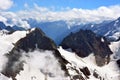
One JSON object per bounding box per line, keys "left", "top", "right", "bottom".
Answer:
{"left": 61, "top": 30, "right": 113, "bottom": 66}
{"left": 67, "top": 64, "right": 90, "bottom": 80}
{"left": 117, "top": 59, "right": 120, "bottom": 68}
{"left": 2, "top": 28, "right": 68, "bottom": 80}
{"left": 80, "top": 67, "right": 91, "bottom": 78}
{"left": 116, "top": 37, "right": 120, "bottom": 41}
{"left": 93, "top": 70, "right": 104, "bottom": 80}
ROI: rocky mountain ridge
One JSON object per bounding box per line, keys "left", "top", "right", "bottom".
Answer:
{"left": 61, "top": 29, "right": 113, "bottom": 66}
{"left": 0, "top": 17, "right": 120, "bottom": 80}
{"left": 0, "top": 28, "right": 116, "bottom": 80}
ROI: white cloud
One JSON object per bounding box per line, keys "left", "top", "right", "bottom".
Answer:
{"left": 24, "top": 3, "right": 29, "bottom": 9}
{"left": 0, "top": 0, "right": 13, "bottom": 10}
{"left": 16, "top": 50, "right": 68, "bottom": 80}
{"left": 16, "top": 5, "right": 120, "bottom": 24}
{"left": 0, "top": 16, "right": 7, "bottom": 23}
{"left": 0, "top": 12, "right": 30, "bottom": 29}
{"left": 0, "top": 5, "right": 120, "bottom": 28}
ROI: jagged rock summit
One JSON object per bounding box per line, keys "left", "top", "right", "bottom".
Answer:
{"left": 11, "top": 28, "right": 57, "bottom": 52}
{"left": 61, "top": 29, "right": 113, "bottom": 66}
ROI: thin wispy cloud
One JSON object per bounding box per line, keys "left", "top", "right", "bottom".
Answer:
{"left": 24, "top": 3, "right": 29, "bottom": 9}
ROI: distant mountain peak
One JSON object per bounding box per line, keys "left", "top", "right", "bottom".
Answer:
{"left": 0, "top": 22, "right": 6, "bottom": 30}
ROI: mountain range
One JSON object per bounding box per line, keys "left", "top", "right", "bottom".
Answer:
{"left": 0, "top": 16, "right": 120, "bottom": 80}
{"left": 0, "top": 17, "right": 120, "bottom": 44}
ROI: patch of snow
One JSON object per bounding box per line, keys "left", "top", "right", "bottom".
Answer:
{"left": 0, "top": 30, "right": 27, "bottom": 72}
{"left": 0, "top": 73, "right": 11, "bottom": 80}
{"left": 58, "top": 47, "right": 86, "bottom": 68}
{"left": 91, "top": 25, "right": 94, "bottom": 28}
{"left": 108, "top": 32, "right": 120, "bottom": 40}
{"left": 0, "top": 30, "right": 9, "bottom": 35}
{"left": 101, "top": 38, "right": 104, "bottom": 42}
{"left": 104, "top": 31, "right": 111, "bottom": 36}
{"left": 109, "top": 41, "right": 120, "bottom": 59}
{"left": 0, "top": 31, "right": 27, "bottom": 54}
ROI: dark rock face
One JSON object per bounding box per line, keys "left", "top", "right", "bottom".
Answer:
{"left": 2, "top": 28, "right": 68, "bottom": 79}
{"left": 93, "top": 70, "right": 104, "bottom": 80}
{"left": 116, "top": 37, "right": 120, "bottom": 42}
{"left": 80, "top": 67, "right": 91, "bottom": 78}
{"left": 93, "top": 71, "right": 99, "bottom": 78}
{"left": 117, "top": 59, "right": 120, "bottom": 68}
{"left": 61, "top": 30, "right": 113, "bottom": 66}
{"left": 12, "top": 28, "right": 57, "bottom": 52}
{"left": 72, "top": 75, "right": 85, "bottom": 80}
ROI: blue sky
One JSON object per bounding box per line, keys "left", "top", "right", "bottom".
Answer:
{"left": 11, "top": 0, "right": 120, "bottom": 11}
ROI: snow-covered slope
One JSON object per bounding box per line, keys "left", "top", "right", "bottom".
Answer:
{"left": 58, "top": 47, "right": 120, "bottom": 80}
{"left": 0, "top": 30, "right": 27, "bottom": 54}
{"left": 109, "top": 40, "right": 120, "bottom": 59}
{"left": 0, "top": 30, "right": 26, "bottom": 79}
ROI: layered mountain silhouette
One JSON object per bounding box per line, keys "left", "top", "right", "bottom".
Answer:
{"left": 0, "top": 17, "right": 120, "bottom": 80}
{"left": 27, "top": 17, "right": 120, "bottom": 44}
{"left": 0, "top": 17, "right": 120, "bottom": 44}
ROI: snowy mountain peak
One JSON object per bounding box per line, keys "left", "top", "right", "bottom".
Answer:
{"left": 0, "top": 26, "right": 119, "bottom": 80}
{"left": 61, "top": 29, "right": 112, "bottom": 66}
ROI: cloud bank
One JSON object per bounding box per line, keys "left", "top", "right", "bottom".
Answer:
{"left": 17, "top": 4, "right": 120, "bottom": 23}
{"left": 0, "top": 4, "right": 120, "bottom": 28}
